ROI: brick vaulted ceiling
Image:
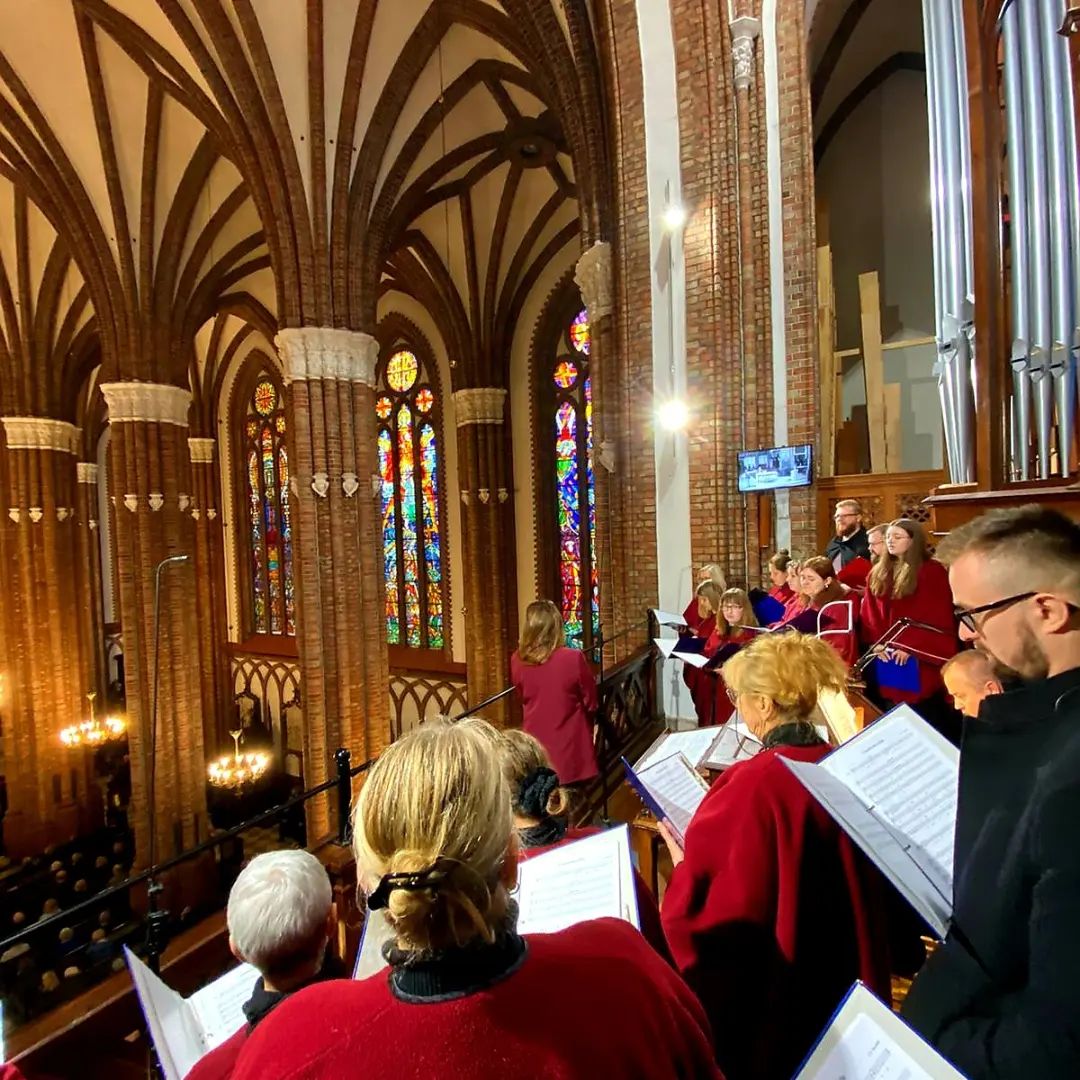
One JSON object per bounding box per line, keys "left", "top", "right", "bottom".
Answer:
{"left": 0, "top": 1, "right": 604, "bottom": 403}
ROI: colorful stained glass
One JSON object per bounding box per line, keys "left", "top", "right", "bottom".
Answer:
{"left": 248, "top": 449, "right": 267, "bottom": 634}
{"left": 279, "top": 446, "right": 294, "bottom": 635}
{"left": 387, "top": 350, "right": 419, "bottom": 392}
{"left": 569, "top": 309, "right": 590, "bottom": 356}
{"left": 246, "top": 419, "right": 257, "bottom": 438}
{"left": 378, "top": 428, "right": 399, "bottom": 644}
{"left": 585, "top": 376, "right": 599, "bottom": 639}
{"left": 276, "top": 414, "right": 286, "bottom": 434}
{"left": 555, "top": 401, "right": 584, "bottom": 641}
{"left": 415, "top": 388, "right": 434, "bottom": 414}
{"left": 419, "top": 423, "right": 443, "bottom": 648}
{"left": 262, "top": 426, "right": 281, "bottom": 635}
{"left": 376, "top": 396, "right": 392, "bottom": 420}
{"left": 397, "top": 404, "right": 421, "bottom": 647}
{"left": 553, "top": 360, "right": 578, "bottom": 389}
{"left": 254, "top": 380, "right": 277, "bottom": 416}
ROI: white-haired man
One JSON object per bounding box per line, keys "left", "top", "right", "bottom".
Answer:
{"left": 902, "top": 505, "right": 1080, "bottom": 1078}
{"left": 941, "top": 647, "right": 1004, "bottom": 719}
{"left": 187, "top": 850, "right": 336, "bottom": 1080}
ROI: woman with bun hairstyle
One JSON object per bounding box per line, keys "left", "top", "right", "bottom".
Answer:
{"left": 510, "top": 600, "right": 599, "bottom": 788}
{"left": 766, "top": 550, "right": 794, "bottom": 605}
{"left": 658, "top": 633, "right": 891, "bottom": 1080}
{"left": 233, "top": 719, "right": 720, "bottom": 1079}
{"left": 497, "top": 729, "right": 671, "bottom": 963}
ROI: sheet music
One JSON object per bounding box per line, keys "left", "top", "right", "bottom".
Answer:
{"left": 822, "top": 705, "right": 958, "bottom": 887}
{"left": 796, "top": 983, "right": 966, "bottom": 1079}
{"left": 782, "top": 759, "right": 951, "bottom": 938}
{"left": 651, "top": 608, "right": 688, "bottom": 629}
{"left": 702, "top": 722, "right": 761, "bottom": 770}
{"left": 636, "top": 752, "right": 709, "bottom": 844}
{"left": 635, "top": 727, "right": 724, "bottom": 772}
{"left": 353, "top": 907, "right": 396, "bottom": 980}
{"left": 189, "top": 962, "right": 258, "bottom": 1048}
{"left": 652, "top": 638, "right": 709, "bottom": 668}
{"left": 124, "top": 946, "right": 201, "bottom": 1080}
{"left": 817, "top": 688, "right": 859, "bottom": 744}
{"left": 515, "top": 826, "right": 639, "bottom": 935}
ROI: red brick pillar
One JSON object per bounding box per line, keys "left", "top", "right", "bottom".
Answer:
{"left": 74, "top": 463, "right": 107, "bottom": 708}
{"left": 0, "top": 419, "right": 97, "bottom": 855}
{"left": 187, "top": 438, "right": 231, "bottom": 758}
{"left": 275, "top": 328, "right": 390, "bottom": 840}
{"left": 453, "top": 388, "right": 515, "bottom": 726}
{"left": 99, "top": 384, "right": 208, "bottom": 867}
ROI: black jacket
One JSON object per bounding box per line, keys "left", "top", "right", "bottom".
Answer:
{"left": 902, "top": 665, "right": 1080, "bottom": 1078}
{"left": 824, "top": 527, "right": 870, "bottom": 567}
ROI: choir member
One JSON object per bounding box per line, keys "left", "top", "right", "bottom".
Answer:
{"left": 510, "top": 600, "right": 599, "bottom": 788}
{"left": 187, "top": 851, "right": 338, "bottom": 1080}
{"left": 776, "top": 558, "right": 808, "bottom": 623}
{"left": 682, "top": 564, "right": 728, "bottom": 630}
{"left": 825, "top": 498, "right": 871, "bottom": 567}
{"left": 658, "top": 632, "right": 892, "bottom": 1080}
{"left": 867, "top": 523, "right": 886, "bottom": 561}
{"left": 800, "top": 556, "right": 861, "bottom": 665}
{"left": 699, "top": 589, "right": 759, "bottom": 724}
{"left": 683, "top": 581, "right": 722, "bottom": 721}
{"left": 233, "top": 719, "right": 721, "bottom": 1079}
{"left": 941, "top": 648, "right": 1003, "bottom": 719}
{"left": 859, "top": 519, "right": 959, "bottom": 737}
{"left": 495, "top": 727, "right": 670, "bottom": 963}
{"left": 766, "top": 550, "right": 794, "bottom": 605}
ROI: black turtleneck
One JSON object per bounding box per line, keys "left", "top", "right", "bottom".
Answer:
{"left": 386, "top": 929, "right": 528, "bottom": 1004}
{"left": 762, "top": 721, "right": 825, "bottom": 750}
{"left": 517, "top": 814, "right": 567, "bottom": 849}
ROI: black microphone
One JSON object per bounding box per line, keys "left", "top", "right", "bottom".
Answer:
{"left": 897, "top": 616, "right": 954, "bottom": 636}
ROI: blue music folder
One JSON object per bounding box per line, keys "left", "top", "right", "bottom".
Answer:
{"left": 875, "top": 656, "right": 920, "bottom": 693}
{"left": 753, "top": 594, "right": 786, "bottom": 625}
{"left": 673, "top": 635, "right": 706, "bottom": 656}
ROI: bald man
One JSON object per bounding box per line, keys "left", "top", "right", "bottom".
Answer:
{"left": 941, "top": 649, "right": 1004, "bottom": 719}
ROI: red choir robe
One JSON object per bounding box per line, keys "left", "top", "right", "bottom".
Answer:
{"left": 812, "top": 588, "right": 861, "bottom": 667}
{"left": 519, "top": 825, "right": 672, "bottom": 965}
{"left": 187, "top": 1026, "right": 248, "bottom": 1080}
{"left": 681, "top": 613, "right": 717, "bottom": 720}
{"left": 230, "top": 919, "right": 723, "bottom": 1080}
{"left": 682, "top": 596, "right": 706, "bottom": 632}
{"left": 836, "top": 556, "right": 872, "bottom": 592}
{"left": 858, "top": 560, "right": 958, "bottom": 705}
{"left": 511, "top": 647, "right": 599, "bottom": 784}
{"left": 767, "top": 582, "right": 794, "bottom": 605}
{"left": 773, "top": 591, "right": 807, "bottom": 627}
{"left": 661, "top": 742, "right": 892, "bottom": 1080}
{"left": 695, "top": 628, "right": 754, "bottom": 725}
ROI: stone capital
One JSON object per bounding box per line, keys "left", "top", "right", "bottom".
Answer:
{"left": 575, "top": 241, "right": 614, "bottom": 321}
{"left": 188, "top": 437, "right": 216, "bottom": 464}
{"left": 1, "top": 417, "right": 79, "bottom": 454}
{"left": 275, "top": 327, "right": 378, "bottom": 387}
{"left": 100, "top": 382, "right": 191, "bottom": 426}
{"left": 730, "top": 15, "right": 761, "bottom": 91}
{"left": 452, "top": 387, "right": 507, "bottom": 427}
{"left": 76, "top": 462, "right": 99, "bottom": 484}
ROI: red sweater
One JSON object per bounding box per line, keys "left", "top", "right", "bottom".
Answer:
{"left": 510, "top": 647, "right": 599, "bottom": 784}
{"left": 858, "top": 560, "right": 958, "bottom": 704}
{"left": 187, "top": 1026, "right": 247, "bottom": 1080}
{"left": 661, "top": 743, "right": 892, "bottom": 1080}
{"left": 230, "top": 919, "right": 722, "bottom": 1079}
{"left": 520, "top": 825, "right": 672, "bottom": 965}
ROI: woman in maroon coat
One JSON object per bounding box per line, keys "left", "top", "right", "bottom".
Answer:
{"left": 859, "top": 519, "right": 959, "bottom": 736}
{"left": 510, "top": 600, "right": 599, "bottom": 786}
{"left": 800, "top": 556, "right": 861, "bottom": 666}
{"left": 232, "top": 719, "right": 721, "bottom": 1080}
{"left": 658, "top": 633, "right": 892, "bottom": 1080}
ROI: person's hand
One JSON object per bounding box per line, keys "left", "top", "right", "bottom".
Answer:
{"left": 890, "top": 648, "right": 910, "bottom": 665}
{"left": 655, "top": 819, "right": 685, "bottom": 868}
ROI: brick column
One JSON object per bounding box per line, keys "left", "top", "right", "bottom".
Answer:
{"left": 275, "top": 328, "right": 389, "bottom": 840}
{"left": 188, "top": 438, "right": 231, "bottom": 757}
{"left": 0, "top": 419, "right": 96, "bottom": 855}
{"left": 99, "top": 383, "right": 208, "bottom": 867}
{"left": 453, "top": 388, "right": 515, "bottom": 726}
{"left": 74, "top": 463, "right": 107, "bottom": 703}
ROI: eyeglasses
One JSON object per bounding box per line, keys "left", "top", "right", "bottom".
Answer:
{"left": 833, "top": 512, "right": 857, "bottom": 521}
{"left": 954, "top": 592, "right": 1036, "bottom": 634}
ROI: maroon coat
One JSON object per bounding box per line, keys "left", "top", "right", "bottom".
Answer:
{"left": 859, "top": 559, "right": 958, "bottom": 704}
{"left": 230, "top": 919, "right": 723, "bottom": 1079}
{"left": 187, "top": 1026, "right": 247, "bottom": 1080}
{"left": 662, "top": 743, "right": 892, "bottom": 1080}
{"left": 521, "top": 825, "right": 672, "bottom": 966}
{"left": 511, "top": 647, "right": 599, "bottom": 784}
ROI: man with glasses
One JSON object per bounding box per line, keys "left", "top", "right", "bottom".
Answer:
{"left": 825, "top": 499, "right": 870, "bottom": 570}
{"left": 902, "top": 505, "right": 1080, "bottom": 1079}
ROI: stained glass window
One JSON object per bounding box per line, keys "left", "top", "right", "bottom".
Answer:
{"left": 376, "top": 348, "right": 444, "bottom": 649}
{"left": 242, "top": 373, "right": 294, "bottom": 637}
{"left": 552, "top": 310, "right": 599, "bottom": 648}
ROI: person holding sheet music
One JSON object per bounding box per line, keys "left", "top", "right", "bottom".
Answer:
{"left": 510, "top": 600, "right": 599, "bottom": 789}
{"left": 681, "top": 581, "right": 722, "bottom": 722}
{"left": 186, "top": 850, "right": 338, "bottom": 1080}
{"left": 800, "top": 556, "right": 861, "bottom": 665}
{"left": 766, "top": 550, "right": 795, "bottom": 606}
{"left": 901, "top": 506, "right": 1080, "bottom": 1079}
{"left": 232, "top": 719, "right": 721, "bottom": 1080}
{"left": 657, "top": 633, "right": 892, "bottom": 1080}
{"left": 700, "top": 589, "right": 759, "bottom": 725}
{"left": 859, "top": 519, "right": 959, "bottom": 735}
{"left": 496, "top": 728, "right": 671, "bottom": 964}
{"left": 682, "top": 564, "right": 728, "bottom": 630}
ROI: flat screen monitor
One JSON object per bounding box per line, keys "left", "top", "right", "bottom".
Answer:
{"left": 737, "top": 443, "right": 813, "bottom": 493}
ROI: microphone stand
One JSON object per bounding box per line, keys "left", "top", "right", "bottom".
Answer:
{"left": 145, "top": 555, "right": 190, "bottom": 979}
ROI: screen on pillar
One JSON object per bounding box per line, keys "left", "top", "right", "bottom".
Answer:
{"left": 736, "top": 444, "right": 813, "bottom": 493}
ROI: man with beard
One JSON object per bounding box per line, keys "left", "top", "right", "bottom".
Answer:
{"left": 902, "top": 505, "right": 1080, "bottom": 1079}
{"left": 825, "top": 499, "right": 871, "bottom": 569}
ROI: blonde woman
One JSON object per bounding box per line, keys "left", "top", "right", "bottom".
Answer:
{"left": 510, "top": 600, "right": 599, "bottom": 787}
{"left": 682, "top": 563, "right": 727, "bottom": 630}
{"left": 697, "top": 588, "right": 759, "bottom": 725}
{"left": 232, "top": 720, "right": 720, "bottom": 1078}
{"left": 658, "top": 633, "right": 891, "bottom": 1080}
{"left": 683, "top": 581, "right": 723, "bottom": 721}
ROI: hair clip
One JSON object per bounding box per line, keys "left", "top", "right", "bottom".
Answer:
{"left": 367, "top": 864, "right": 449, "bottom": 910}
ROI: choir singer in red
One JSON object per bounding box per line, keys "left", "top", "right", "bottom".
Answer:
{"left": 657, "top": 633, "right": 892, "bottom": 1080}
